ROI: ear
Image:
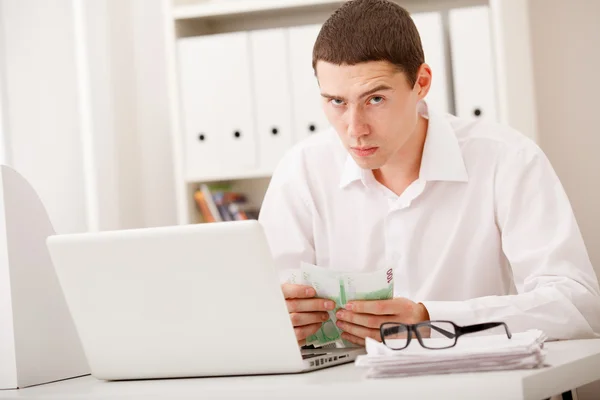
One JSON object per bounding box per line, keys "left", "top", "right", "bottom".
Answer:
{"left": 413, "top": 63, "right": 432, "bottom": 100}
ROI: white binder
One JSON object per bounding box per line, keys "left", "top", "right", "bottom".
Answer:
{"left": 0, "top": 165, "right": 89, "bottom": 389}
{"left": 287, "top": 24, "right": 330, "bottom": 143}
{"left": 177, "top": 32, "right": 257, "bottom": 181}
{"left": 449, "top": 6, "right": 498, "bottom": 121}
{"left": 411, "top": 12, "right": 451, "bottom": 114}
{"left": 249, "top": 28, "right": 294, "bottom": 173}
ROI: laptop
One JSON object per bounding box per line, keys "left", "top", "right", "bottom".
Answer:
{"left": 46, "top": 220, "right": 364, "bottom": 381}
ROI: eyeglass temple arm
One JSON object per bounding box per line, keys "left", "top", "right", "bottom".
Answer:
{"left": 382, "top": 324, "right": 456, "bottom": 339}
{"left": 428, "top": 324, "right": 456, "bottom": 339}
{"left": 458, "top": 322, "right": 512, "bottom": 338}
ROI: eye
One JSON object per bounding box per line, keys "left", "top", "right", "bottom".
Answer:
{"left": 369, "top": 96, "right": 384, "bottom": 105}
{"left": 330, "top": 98, "right": 345, "bottom": 106}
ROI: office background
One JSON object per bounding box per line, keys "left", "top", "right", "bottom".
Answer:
{"left": 0, "top": 0, "right": 598, "bottom": 397}
{"left": 0, "top": 1, "right": 597, "bottom": 273}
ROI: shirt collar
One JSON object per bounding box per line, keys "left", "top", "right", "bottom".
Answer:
{"left": 339, "top": 101, "right": 468, "bottom": 189}
{"left": 339, "top": 154, "right": 371, "bottom": 189}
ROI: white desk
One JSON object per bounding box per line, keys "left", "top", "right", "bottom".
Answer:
{"left": 2, "top": 339, "right": 600, "bottom": 400}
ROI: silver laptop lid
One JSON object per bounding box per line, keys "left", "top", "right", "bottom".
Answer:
{"left": 46, "top": 220, "right": 304, "bottom": 380}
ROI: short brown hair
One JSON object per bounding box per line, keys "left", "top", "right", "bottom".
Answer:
{"left": 312, "top": 0, "right": 424, "bottom": 86}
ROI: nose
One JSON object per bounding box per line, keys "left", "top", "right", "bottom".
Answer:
{"left": 346, "top": 106, "right": 369, "bottom": 139}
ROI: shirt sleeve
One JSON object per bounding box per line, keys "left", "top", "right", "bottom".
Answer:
{"left": 258, "top": 150, "right": 316, "bottom": 281}
{"left": 421, "top": 143, "right": 600, "bottom": 340}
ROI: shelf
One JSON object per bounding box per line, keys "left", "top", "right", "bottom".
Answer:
{"left": 184, "top": 168, "right": 273, "bottom": 183}
{"left": 171, "top": 0, "right": 488, "bottom": 21}
{"left": 173, "top": 0, "right": 346, "bottom": 20}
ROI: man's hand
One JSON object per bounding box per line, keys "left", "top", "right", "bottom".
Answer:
{"left": 281, "top": 284, "right": 336, "bottom": 346}
{"left": 335, "top": 298, "right": 430, "bottom": 346}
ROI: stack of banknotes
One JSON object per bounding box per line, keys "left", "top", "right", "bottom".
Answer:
{"left": 284, "top": 262, "right": 395, "bottom": 348}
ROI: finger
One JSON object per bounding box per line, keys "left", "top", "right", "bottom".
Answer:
{"left": 286, "top": 298, "right": 336, "bottom": 313}
{"left": 294, "top": 323, "right": 322, "bottom": 342}
{"left": 336, "top": 310, "right": 389, "bottom": 329}
{"left": 341, "top": 332, "right": 365, "bottom": 347}
{"left": 346, "top": 299, "right": 412, "bottom": 316}
{"left": 281, "top": 284, "right": 316, "bottom": 299}
{"left": 336, "top": 320, "right": 381, "bottom": 341}
{"left": 290, "top": 312, "right": 330, "bottom": 327}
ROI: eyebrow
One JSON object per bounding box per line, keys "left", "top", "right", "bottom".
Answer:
{"left": 321, "top": 84, "right": 393, "bottom": 102}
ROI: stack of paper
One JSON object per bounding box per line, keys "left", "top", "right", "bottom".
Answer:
{"left": 355, "top": 329, "right": 547, "bottom": 378}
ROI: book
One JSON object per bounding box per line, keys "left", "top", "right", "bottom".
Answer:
{"left": 193, "top": 190, "right": 216, "bottom": 223}
{"left": 193, "top": 183, "right": 260, "bottom": 223}
{"left": 200, "top": 183, "right": 222, "bottom": 222}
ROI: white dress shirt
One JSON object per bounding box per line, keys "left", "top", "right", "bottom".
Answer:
{"left": 258, "top": 101, "right": 600, "bottom": 340}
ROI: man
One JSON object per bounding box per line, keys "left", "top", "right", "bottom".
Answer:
{"left": 258, "top": 0, "right": 600, "bottom": 346}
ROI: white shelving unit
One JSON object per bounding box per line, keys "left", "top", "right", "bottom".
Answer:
{"left": 172, "top": 0, "right": 345, "bottom": 19}
{"left": 162, "top": 0, "right": 538, "bottom": 225}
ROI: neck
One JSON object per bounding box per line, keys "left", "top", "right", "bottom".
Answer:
{"left": 373, "top": 115, "right": 428, "bottom": 195}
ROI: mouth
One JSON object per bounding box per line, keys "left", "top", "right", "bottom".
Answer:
{"left": 351, "top": 146, "right": 378, "bottom": 157}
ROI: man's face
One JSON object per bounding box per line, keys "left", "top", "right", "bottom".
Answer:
{"left": 316, "top": 60, "right": 429, "bottom": 170}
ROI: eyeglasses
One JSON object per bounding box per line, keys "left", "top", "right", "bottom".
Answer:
{"left": 380, "top": 320, "right": 512, "bottom": 350}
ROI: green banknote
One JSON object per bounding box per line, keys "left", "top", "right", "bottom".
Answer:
{"left": 299, "top": 263, "right": 395, "bottom": 348}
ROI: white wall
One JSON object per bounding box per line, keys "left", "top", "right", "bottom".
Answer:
{"left": 528, "top": 1, "right": 600, "bottom": 396}
{"left": 82, "top": 0, "right": 177, "bottom": 230}
{"left": 77, "top": 0, "right": 119, "bottom": 232}
{"left": 130, "top": 0, "right": 178, "bottom": 229}
{"left": 0, "top": 5, "right": 8, "bottom": 167}
{"left": 0, "top": 0, "right": 177, "bottom": 234}
{"left": 0, "top": 0, "right": 89, "bottom": 234}
{"left": 529, "top": 0, "right": 600, "bottom": 276}
{"left": 85, "top": 0, "right": 145, "bottom": 230}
